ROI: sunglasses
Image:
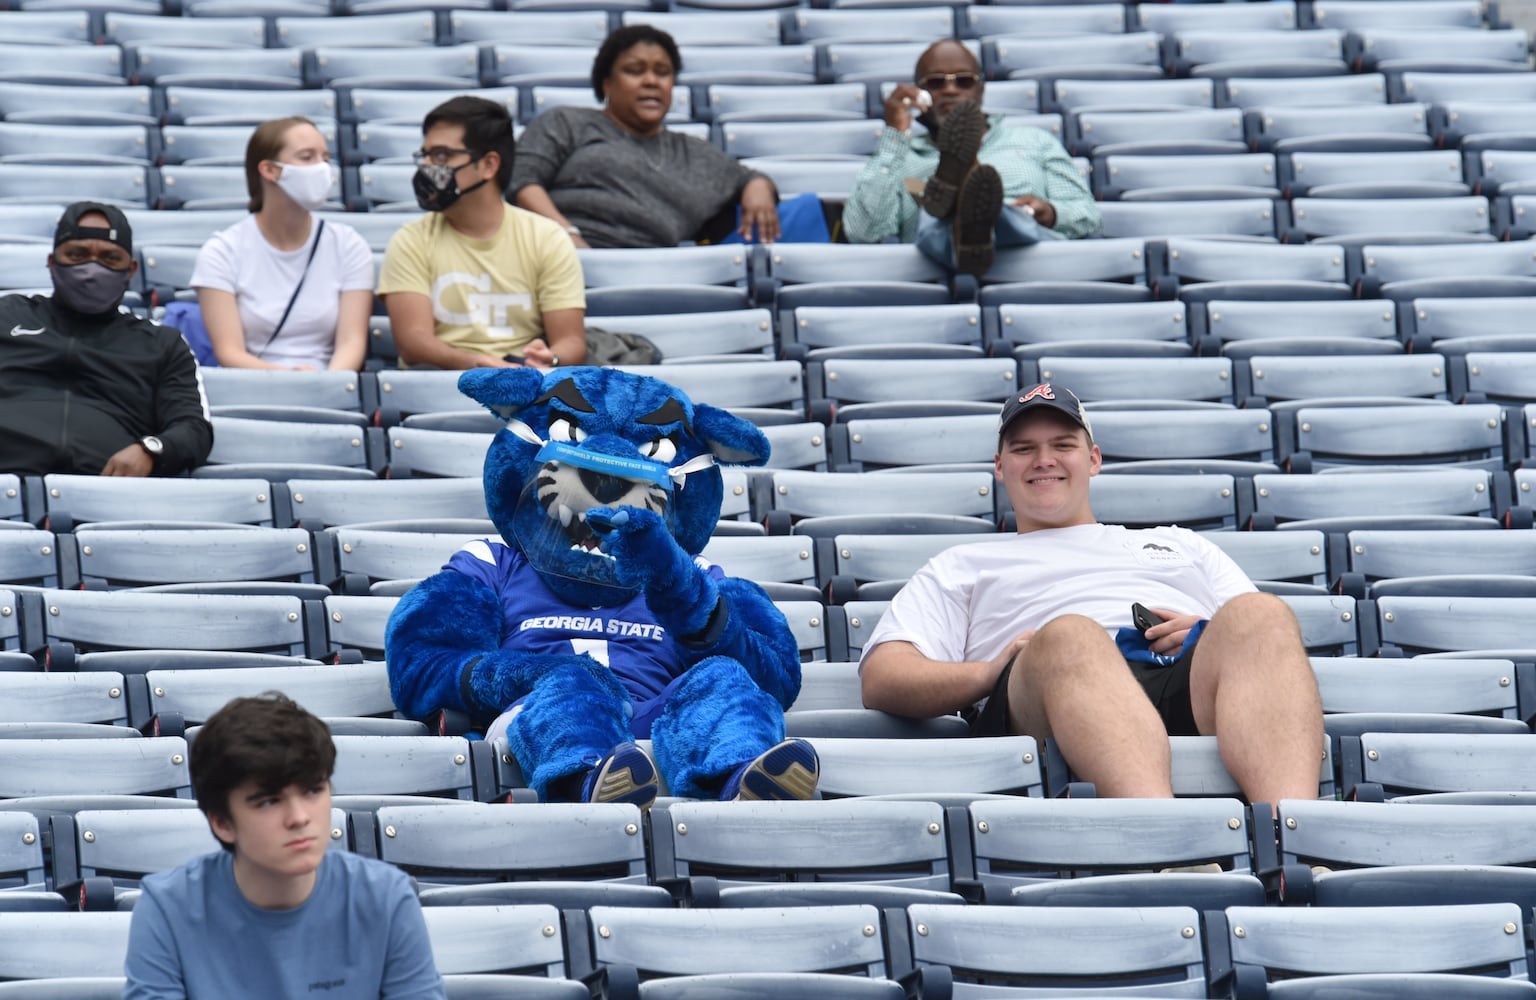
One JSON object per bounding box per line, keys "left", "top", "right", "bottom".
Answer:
{"left": 919, "top": 72, "right": 980, "bottom": 92}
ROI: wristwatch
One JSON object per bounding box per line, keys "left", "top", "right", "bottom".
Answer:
{"left": 140, "top": 435, "right": 164, "bottom": 457}
{"left": 549, "top": 354, "right": 560, "bottom": 368}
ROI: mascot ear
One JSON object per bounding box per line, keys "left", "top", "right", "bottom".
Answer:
{"left": 692, "top": 403, "right": 771, "bottom": 468}
{"left": 457, "top": 369, "right": 549, "bottom": 422}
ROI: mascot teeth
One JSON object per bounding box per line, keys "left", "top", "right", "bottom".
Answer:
{"left": 558, "top": 504, "right": 574, "bottom": 527}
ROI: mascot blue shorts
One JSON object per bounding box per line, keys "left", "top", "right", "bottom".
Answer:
{"left": 385, "top": 367, "right": 819, "bottom": 807}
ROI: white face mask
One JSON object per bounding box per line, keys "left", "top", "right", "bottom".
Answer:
{"left": 273, "top": 160, "right": 334, "bottom": 211}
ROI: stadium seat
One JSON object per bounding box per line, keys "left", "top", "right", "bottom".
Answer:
{"left": 1369, "top": 595, "right": 1536, "bottom": 660}
{"left": 898, "top": 903, "right": 1207, "bottom": 997}
{"left": 719, "top": 118, "right": 883, "bottom": 159}
{"left": 1068, "top": 107, "right": 1247, "bottom": 157}
{"left": 64, "top": 526, "right": 321, "bottom": 597}
{"left": 200, "top": 416, "right": 382, "bottom": 480}
{"left": 1192, "top": 298, "right": 1399, "bottom": 358}
{"left": 446, "top": 9, "right": 609, "bottom": 46}
{"left": 579, "top": 245, "right": 748, "bottom": 290}
{"left": 0, "top": 204, "right": 68, "bottom": 243}
{"left": 1396, "top": 71, "right": 1536, "bottom": 105}
{"left": 988, "top": 299, "right": 1189, "bottom": 359}
{"left": 1402, "top": 296, "right": 1536, "bottom": 354}
{"left": 318, "top": 525, "right": 489, "bottom": 596}
{"left": 809, "top": 735, "right": 1043, "bottom": 800}
{"left": 421, "top": 903, "right": 588, "bottom": 996}
{"left": 578, "top": 904, "right": 901, "bottom": 997}
{"left": 1250, "top": 103, "right": 1433, "bottom": 154}
{"left": 1459, "top": 351, "right": 1536, "bottom": 403}
{"left": 0, "top": 912, "right": 132, "bottom": 980}
{"left": 127, "top": 45, "right": 303, "bottom": 89}
{"left": 590, "top": 309, "right": 774, "bottom": 361}
{"left": 1036, "top": 355, "right": 1234, "bottom": 406}
{"left": 963, "top": 797, "right": 1261, "bottom": 907}
{"left": 762, "top": 470, "right": 996, "bottom": 529}
{"left": 0, "top": 123, "right": 152, "bottom": 166}
{"left": 963, "top": 3, "right": 1122, "bottom": 40}
{"left": 1241, "top": 354, "right": 1448, "bottom": 408}
{"left": 703, "top": 82, "right": 868, "bottom": 122}
{"left": 1312, "top": 655, "right": 1532, "bottom": 746}
{"left": 124, "top": 209, "right": 245, "bottom": 246}
{"left": 1206, "top": 530, "right": 1328, "bottom": 593}
{"left": 651, "top": 798, "right": 962, "bottom": 907}
{"left": 382, "top": 802, "right": 670, "bottom": 908}
{"left": 1251, "top": 468, "right": 1497, "bottom": 532}
{"left": 1210, "top": 902, "right": 1533, "bottom": 996}
{"left": 307, "top": 44, "right": 481, "bottom": 91}
{"left": 140, "top": 663, "right": 398, "bottom": 730}
{"left": 1096, "top": 153, "right": 1280, "bottom": 202}
{"left": 1283, "top": 150, "right": 1467, "bottom": 199}
{"left": 818, "top": 531, "right": 1004, "bottom": 601}
{"left": 200, "top": 369, "right": 367, "bottom": 422}
{"left": 1341, "top": 530, "right": 1536, "bottom": 595}
{"left": 319, "top": 593, "right": 396, "bottom": 661}
{"left": 38, "top": 475, "right": 276, "bottom": 532}
{"left": 330, "top": 734, "right": 481, "bottom": 800}
{"left": 619, "top": 9, "right": 782, "bottom": 47}
{"left": 1312, "top": 0, "right": 1486, "bottom": 30}
{"left": 1097, "top": 198, "right": 1278, "bottom": 240}
{"left": 35, "top": 589, "right": 311, "bottom": 662}
{"left": 0, "top": 528, "right": 57, "bottom": 590}
{"left": 812, "top": 356, "right": 1009, "bottom": 411}
{"left": 384, "top": 428, "right": 492, "bottom": 479}
{"left": 1088, "top": 473, "right": 1243, "bottom": 531}
{"left": 0, "top": 673, "right": 129, "bottom": 727}
{"left": 1137, "top": 1, "right": 1297, "bottom": 33}
{"left": 676, "top": 43, "right": 818, "bottom": 85}
{"left": 1347, "top": 27, "right": 1532, "bottom": 75}
{"left": 1219, "top": 72, "right": 1388, "bottom": 109}
{"left": 794, "top": 6, "right": 958, "bottom": 44}
{"left": 1167, "top": 28, "right": 1348, "bottom": 78}
{"left": 164, "top": 86, "right": 337, "bottom": 127}
{"left": 1283, "top": 401, "right": 1505, "bottom": 470}
{"left": 985, "top": 32, "right": 1163, "bottom": 81}
{"left": 0, "top": 11, "right": 93, "bottom": 45}
{"left": 615, "top": 361, "right": 805, "bottom": 420}
{"left": 0, "top": 738, "right": 190, "bottom": 800}
{"left": 1087, "top": 407, "right": 1276, "bottom": 471}
{"left": 0, "top": 163, "right": 149, "bottom": 208}
{"left": 272, "top": 11, "right": 436, "bottom": 48}
{"left": 1047, "top": 77, "right": 1214, "bottom": 115}
{"left": 699, "top": 534, "right": 817, "bottom": 598}
{"left": 1148, "top": 236, "right": 1347, "bottom": 301}
{"left": 1433, "top": 100, "right": 1536, "bottom": 151}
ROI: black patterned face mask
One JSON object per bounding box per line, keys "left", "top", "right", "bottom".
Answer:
{"left": 412, "top": 158, "right": 487, "bottom": 213}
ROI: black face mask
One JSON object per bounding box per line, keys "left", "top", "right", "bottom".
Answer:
{"left": 50, "top": 260, "right": 133, "bottom": 315}
{"left": 413, "top": 158, "right": 488, "bottom": 213}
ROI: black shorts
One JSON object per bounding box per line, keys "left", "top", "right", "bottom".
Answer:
{"left": 969, "top": 641, "right": 1200, "bottom": 739}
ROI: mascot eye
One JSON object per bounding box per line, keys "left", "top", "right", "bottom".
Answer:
{"left": 642, "top": 438, "right": 678, "bottom": 463}
{"left": 549, "top": 418, "right": 586, "bottom": 443}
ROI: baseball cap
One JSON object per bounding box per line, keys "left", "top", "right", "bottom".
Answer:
{"left": 54, "top": 202, "right": 133, "bottom": 254}
{"left": 998, "top": 383, "right": 1093, "bottom": 443}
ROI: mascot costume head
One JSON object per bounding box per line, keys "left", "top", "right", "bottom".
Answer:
{"left": 385, "top": 367, "right": 818, "bottom": 805}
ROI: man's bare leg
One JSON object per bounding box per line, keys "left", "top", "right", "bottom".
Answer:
{"left": 1006, "top": 614, "right": 1174, "bottom": 798}
{"left": 1189, "top": 592, "right": 1325, "bottom": 807}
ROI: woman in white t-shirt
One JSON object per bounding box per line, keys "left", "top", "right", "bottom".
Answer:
{"left": 191, "top": 116, "right": 374, "bottom": 371}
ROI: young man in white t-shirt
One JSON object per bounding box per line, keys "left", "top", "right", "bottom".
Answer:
{"left": 860, "top": 383, "right": 1324, "bottom": 804}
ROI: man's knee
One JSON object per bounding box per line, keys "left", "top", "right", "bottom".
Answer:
{"left": 1212, "top": 591, "right": 1302, "bottom": 642}
{"left": 1015, "top": 614, "right": 1121, "bottom": 680}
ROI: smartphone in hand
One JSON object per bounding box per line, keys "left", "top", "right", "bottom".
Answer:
{"left": 1131, "top": 602, "right": 1163, "bottom": 633}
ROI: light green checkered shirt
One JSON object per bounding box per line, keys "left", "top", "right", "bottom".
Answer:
{"left": 843, "top": 115, "right": 1102, "bottom": 244}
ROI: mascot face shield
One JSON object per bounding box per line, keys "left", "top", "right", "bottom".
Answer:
{"left": 457, "top": 368, "right": 771, "bottom": 603}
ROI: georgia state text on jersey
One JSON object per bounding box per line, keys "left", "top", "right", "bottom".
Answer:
{"left": 449, "top": 538, "right": 726, "bottom": 705}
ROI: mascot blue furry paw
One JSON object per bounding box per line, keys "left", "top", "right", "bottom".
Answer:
{"left": 385, "top": 367, "right": 819, "bottom": 808}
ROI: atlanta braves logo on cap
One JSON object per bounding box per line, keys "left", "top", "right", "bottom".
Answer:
{"left": 998, "top": 382, "right": 1093, "bottom": 443}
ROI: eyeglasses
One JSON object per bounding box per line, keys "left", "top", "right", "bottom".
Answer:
{"left": 918, "top": 72, "right": 980, "bottom": 92}
{"left": 412, "top": 146, "right": 476, "bottom": 167}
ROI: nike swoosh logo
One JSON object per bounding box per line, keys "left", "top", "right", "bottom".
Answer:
{"left": 9, "top": 326, "right": 42, "bottom": 336}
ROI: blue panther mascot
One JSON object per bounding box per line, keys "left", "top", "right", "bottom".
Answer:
{"left": 385, "top": 367, "right": 819, "bottom": 807}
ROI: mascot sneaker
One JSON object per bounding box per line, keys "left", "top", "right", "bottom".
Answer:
{"left": 582, "top": 742, "right": 658, "bottom": 811}
{"left": 920, "top": 99, "right": 986, "bottom": 222}
{"left": 722, "top": 738, "right": 820, "bottom": 801}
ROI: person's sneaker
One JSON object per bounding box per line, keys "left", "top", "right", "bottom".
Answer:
{"left": 722, "top": 738, "right": 820, "bottom": 801}
{"left": 920, "top": 99, "right": 986, "bottom": 221}
{"left": 952, "top": 163, "right": 1003, "bottom": 278}
{"left": 581, "top": 742, "right": 658, "bottom": 811}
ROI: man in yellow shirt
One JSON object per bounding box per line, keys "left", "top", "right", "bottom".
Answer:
{"left": 378, "top": 96, "right": 587, "bottom": 370}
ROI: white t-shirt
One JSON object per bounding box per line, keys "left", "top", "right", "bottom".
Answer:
{"left": 191, "top": 215, "right": 374, "bottom": 370}
{"left": 860, "top": 523, "right": 1257, "bottom": 670}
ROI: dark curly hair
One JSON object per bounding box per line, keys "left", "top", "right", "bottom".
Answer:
{"left": 591, "top": 24, "right": 682, "bottom": 102}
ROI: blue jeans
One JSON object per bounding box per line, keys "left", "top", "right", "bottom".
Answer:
{"left": 913, "top": 204, "right": 1065, "bottom": 272}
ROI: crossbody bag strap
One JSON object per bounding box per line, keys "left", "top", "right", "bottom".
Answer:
{"left": 251, "top": 218, "right": 325, "bottom": 359}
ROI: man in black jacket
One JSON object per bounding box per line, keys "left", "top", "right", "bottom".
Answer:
{"left": 0, "top": 202, "right": 212, "bottom": 477}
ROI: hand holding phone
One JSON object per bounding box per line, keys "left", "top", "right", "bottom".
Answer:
{"left": 1131, "top": 602, "right": 1164, "bottom": 634}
